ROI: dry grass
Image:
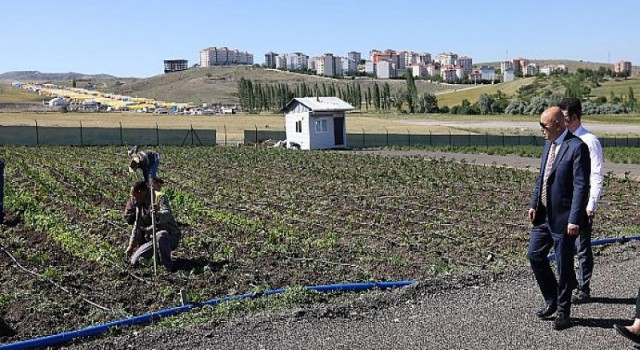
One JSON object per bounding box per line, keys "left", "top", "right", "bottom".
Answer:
{"left": 111, "top": 66, "right": 459, "bottom": 105}
{"left": 435, "top": 78, "right": 535, "bottom": 107}
{"left": 0, "top": 84, "right": 45, "bottom": 103}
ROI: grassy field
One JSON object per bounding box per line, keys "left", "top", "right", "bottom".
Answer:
{"left": 434, "top": 78, "right": 535, "bottom": 107}
{"left": 0, "top": 84, "right": 44, "bottom": 103}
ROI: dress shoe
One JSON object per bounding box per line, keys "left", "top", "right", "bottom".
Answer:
{"left": 614, "top": 324, "right": 640, "bottom": 344}
{"left": 536, "top": 304, "right": 557, "bottom": 319}
{"left": 571, "top": 291, "right": 591, "bottom": 304}
{"left": 553, "top": 312, "right": 571, "bottom": 330}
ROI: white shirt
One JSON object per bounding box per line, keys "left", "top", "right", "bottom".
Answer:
{"left": 572, "top": 125, "right": 604, "bottom": 212}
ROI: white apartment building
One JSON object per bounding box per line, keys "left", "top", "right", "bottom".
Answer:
{"left": 503, "top": 68, "right": 515, "bottom": 82}
{"left": 365, "top": 60, "right": 375, "bottom": 75}
{"left": 316, "top": 53, "right": 342, "bottom": 77}
{"left": 501, "top": 61, "right": 513, "bottom": 72}
{"left": 199, "top": 47, "right": 253, "bottom": 66}
{"left": 525, "top": 63, "right": 539, "bottom": 76}
{"left": 275, "top": 55, "right": 287, "bottom": 70}
{"left": 287, "top": 53, "right": 309, "bottom": 70}
{"left": 376, "top": 60, "right": 396, "bottom": 79}
{"left": 425, "top": 63, "right": 438, "bottom": 77}
{"left": 411, "top": 63, "right": 428, "bottom": 78}
{"left": 441, "top": 65, "right": 458, "bottom": 82}
{"left": 479, "top": 65, "right": 495, "bottom": 80}
{"left": 435, "top": 52, "right": 458, "bottom": 67}
{"left": 539, "top": 65, "right": 553, "bottom": 75}
{"left": 401, "top": 51, "right": 421, "bottom": 68}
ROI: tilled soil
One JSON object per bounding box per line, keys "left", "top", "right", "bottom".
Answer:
{"left": 2, "top": 151, "right": 640, "bottom": 349}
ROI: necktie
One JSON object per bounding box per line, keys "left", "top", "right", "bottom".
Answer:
{"left": 541, "top": 143, "right": 557, "bottom": 207}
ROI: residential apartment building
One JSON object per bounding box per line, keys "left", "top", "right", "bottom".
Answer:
{"left": 411, "top": 63, "right": 428, "bottom": 78}
{"left": 501, "top": 61, "right": 513, "bottom": 73}
{"left": 469, "top": 70, "right": 482, "bottom": 83}
{"left": 315, "top": 53, "right": 342, "bottom": 77}
{"left": 286, "top": 53, "right": 309, "bottom": 71}
{"left": 401, "top": 51, "right": 420, "bottom": 68}
{"left": 264, "top": 52, "right": 278, "bottom": 68}
{"left": 524, "top": 63, "right": 539, "bottom": 76}
{"left": 479, "top": 65, "right": 495, "bottom": 81}
{"left": 614, "top": 60, "right": 632, "bottom": 75}
{"left": 441, "top": 65, "right": 461, "bottom": 82}
{"left": 435, "top": 52, "right": 458, "bottom": 67}
{"left": 503, "top": 68, "right": 515, "bottom": 82}
{"left": 275, "top": 55, "right": 287, "bottom": 70}
{"left": 200, "top": 47, "right": 253, "bottom": 67}
{"left": 376, "top": 60, "right": 396, "bottom": 79}
{"left": 365, "top": 60, "right": 375, "bottom": 75}
{"left": 425, "top": 63, "right": 438, "bottom": 77}
{"left": 511, "top": 57, "right": 529, "bottom": 76}
{"left": 457, "top": 56, "right": 473, "bottom": 76}
{"left": 347, "top": 51, "right": 361, "bottom": 74}
{"left": 419, "top": 52, "right": 432, "bottom": 64}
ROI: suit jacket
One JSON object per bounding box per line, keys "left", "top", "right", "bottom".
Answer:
{"left": 529, "top": 132, "right": 591, "bottom": 234}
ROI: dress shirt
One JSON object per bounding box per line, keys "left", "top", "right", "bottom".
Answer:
{"left": 572, "top": 125, "right": 604, "bottom": 212}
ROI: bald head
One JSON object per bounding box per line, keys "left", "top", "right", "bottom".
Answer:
{"left": 539, "top": 107, "right": 566, "bottom": 142}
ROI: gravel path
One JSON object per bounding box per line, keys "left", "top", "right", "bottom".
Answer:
{"left": 52, "top": 152, "right": 640, "bottom": 349}
{"left": 64, "top": 243, "right": 640, "bottom": 350}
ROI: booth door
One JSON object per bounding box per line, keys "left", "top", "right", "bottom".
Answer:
{"left": 334, "top": 117, "right": 344, "bottom": 145}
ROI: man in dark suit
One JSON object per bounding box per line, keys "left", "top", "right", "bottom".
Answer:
{"left": 527, "top": 107, "right": 591, "bottom": 330}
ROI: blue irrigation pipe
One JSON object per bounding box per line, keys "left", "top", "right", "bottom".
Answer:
{"left": 0, "top": 281, "right": 415, "bottom": 350}
{"left": 546, "top": 234, "right": 640, "bottom": 261}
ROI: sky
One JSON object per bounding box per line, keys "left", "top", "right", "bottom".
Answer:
{"left": 1, "top": 0, "right": 638, "bottom": 78}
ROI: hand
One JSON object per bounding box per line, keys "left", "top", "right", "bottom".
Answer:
{"left": 567, "top": 223, "right": 580, "bottom": 237}
{"left": 587, "top": 210, "right": 595, "bottom": 219}
{"left": 126, "top": 244, "right": 136, "bottom": 257}
{"left": 528, "top": 208, "right": 536, "bottom": 222}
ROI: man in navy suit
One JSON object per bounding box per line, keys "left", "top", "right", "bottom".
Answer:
{"left": 527, "top": 107, "right": 591, "bottom": 330}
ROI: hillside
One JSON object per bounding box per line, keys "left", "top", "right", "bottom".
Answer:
{"left": 435, "top": 78, "right": 536, "bottom": 107}
{"left": 0, "top": 71, "right": 117, "bottom": 82}
{"left": 111, "top": 66, "right": 461, "bottom": 105}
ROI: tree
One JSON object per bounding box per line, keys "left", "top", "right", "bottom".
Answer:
{"left": 382, "top": 82, "right": 391, "bottom": 110}
{"left": 404, "top": 70, "right": 418, "bottom": 113}
{"left": 477, "top": 93, "right": 495, "bottom": 115}
{"left": 372, "top": 83, "right": 381, "bottom": 110}
{"left": 418, "top": 93, "right": 438, "bottom": 113}
{"left": 627, "top": 87, "right": 637, "bottom": 112}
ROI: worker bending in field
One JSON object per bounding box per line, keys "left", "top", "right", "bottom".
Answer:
{"left": 124, "top": 179, "right": 180, "bottom": 271}
{"left": 128, "top": 145, "right": 160, "bottom": 185}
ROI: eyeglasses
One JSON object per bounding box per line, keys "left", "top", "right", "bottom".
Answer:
{"left": 539, "top": 122, "right": 549, "bottom": 130}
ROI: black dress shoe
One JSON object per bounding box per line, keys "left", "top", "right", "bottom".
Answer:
{"left": 614, "top": 324, "right": 640, "bottom": 344}
{"left": 553, "top": 312, "right": 571, "bottom": 330}
{"left": 536, "top": 304, "right": 557, "bottom": 319}
{"left": 571, "top": 291, "right": 591, "bottom": 304}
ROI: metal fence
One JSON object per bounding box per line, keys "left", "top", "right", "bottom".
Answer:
{"left": 0, "top": 158, "right": 4, "bottom": 224}
{"left": 0, "top": 124, "right": 217, "bottom": 146}
{"left": 244, "top": 129, "right": 640, "bottom": 148}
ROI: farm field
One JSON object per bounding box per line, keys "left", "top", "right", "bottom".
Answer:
{"left": 2, "top": 146, "right": 640, "bottom": 343}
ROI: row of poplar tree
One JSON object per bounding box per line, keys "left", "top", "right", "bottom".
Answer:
{"left": 237, "top": 73, "right": 439, "bottom": 113}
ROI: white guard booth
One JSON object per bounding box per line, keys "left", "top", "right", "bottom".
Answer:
{"left": 283, "top": 97, "right": 355, "bottom": 150}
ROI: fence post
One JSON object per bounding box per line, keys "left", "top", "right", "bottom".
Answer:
{"left": 119, "top": 122, "right": 123, "bottom": 146}
{"left": 254, "top": 125, "right": 258, "bottom": 145}
{"left": 407, "top": 129, "right": 411, "bottom": 146}
{"left": 35, "top": 119, "right": 39, "bottom": 146}
{"left": 362, "top": 128, "right": 365, "bottom": 148}
{"left": 385, "top": 127, "right": 389, "bottom": 147}
{"left": 190, "top": 124, "right": 194, "bottom": 145}
{"left": 502, "top": 132, "right": 505, "bottom": 146}
{"left": 0, "top": 158, "right": 4, "bottom": 224}
{"left": 429, "top": 131, "right": 432, "bottom": 146}
{"left": 79, "top": 121, "right": 84, "bottom": 146}
{"left": 485, "top": 132, "right": 489, "bottom": 147}
{"left": 449, "top": 131, "right": 452, "bottom": 146}
{"left": 156, "top": 123, "right": 159, "bottom": 146}
{"left": 224, "top": 125, "right": 227, "bottom": 146}
{"left": 468, "top": 132, "right": 471, "bottom": 146}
